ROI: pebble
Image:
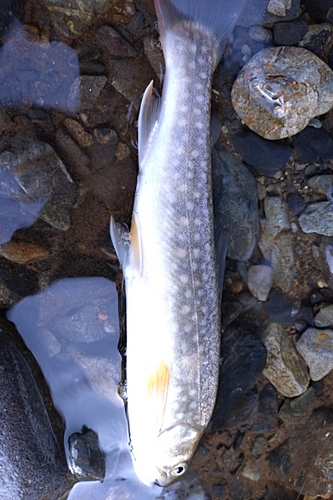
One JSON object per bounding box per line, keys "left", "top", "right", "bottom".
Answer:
{"left": 64, "top": 118, "right": 94, "bottom": 148}
{"left": 247, "top": 264, "right": 273, "bottom": 301}
{"left": 231, "top": 129, "right": 292, "bottom": 176}
{"left": 212, "top": 148, "right": 259, "bottom": 261}
{"left": 267, "top": 0, "right": 292, "bottom": 16}
{"left": 287, "top": 193, "right": 306, "bottom": 216}
{"left": 68, "top": 427, "right": 106, "bottom": 480}
{"left": 296, "top": 327, "right": 333, "bottom": 380}
{"left": 248, "top": 25, "right": 272, "bottom": 43}
{"left": 237, "top": 0, "right": 301, "bottom": 27}
{"left": 298, "top": 201, "right": 333, "bottom": 236}
{"left": 0, "top": 240, "right": 49, "bottom": 264}
{"left": 231, "top": 47, "right": 333, "bottom": 140}
{"left": 269, "top": 408, "right": 333, "bottom": 497}
{"left": 262, "top": 322, "right": 310, "bottom": 397}
{"left": 273, "top": 18, "right": 308, "bottom": 45}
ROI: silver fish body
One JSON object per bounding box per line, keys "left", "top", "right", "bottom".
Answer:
{"left": 111, "top": 0, "right": 248, "bottom": 487}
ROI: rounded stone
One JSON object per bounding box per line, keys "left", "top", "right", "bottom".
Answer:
{"left": 231, "top": 46, "right": 333, "bottom": 140}
{"left": 296, "top": 327, "right": 333, "bottom": 381}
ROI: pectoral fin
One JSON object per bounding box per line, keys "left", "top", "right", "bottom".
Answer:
{"left": 138, "top": 80, "right": 160, "bottom": 167}
{"left": 110, "top": 216, "right": 130, "bottom": 268}
{"left": 147, "top": 360, "right": 170, "bottom": 432}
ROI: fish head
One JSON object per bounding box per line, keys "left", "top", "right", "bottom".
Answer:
{"left": 133, "top": 422, "right": 203, "bottom": 487}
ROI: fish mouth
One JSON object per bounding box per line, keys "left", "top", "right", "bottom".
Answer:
{"left": 154, "top": 468, "right": 170, "bottom": 487}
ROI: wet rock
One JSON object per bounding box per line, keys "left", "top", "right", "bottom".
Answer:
{"left": 0, "top": 21, "right": 79, "bottom": 113}
{"left": 287, "top": 193, "right": 306, "bottom": 216}
{"left": 247, "top": 264, "right": 273, "bottom": 301}
{"left": 54, "top": 128, "right": 92, "bottom": 180}
{"left": 231, "top": 47, "right": 333, "bottom": 140}
{"left": 212, "top": 148, "right": 259, "bottom": 261}
{"left": 273, "top": 18, "right": 308, "bottom": 45}
{"left": 0, "top": 138, "right": 79, "bottom": 232}
{"left": 263, "top": 289, "right": 299, "bottom": 325}
{"left": 262, "top": 322, "right": 310, "bottom": 397}
{"left": 302, "top": 0, "right": 333, "bottom": 21}
{"left": 296, "top": 327, "right": 333, "bottom": 381}
{"left": 278, "top": 386, "right": 315, "bottom": 423}
{"left": 248, "top": 25, "right": 272, "bottom": 43}
{"left": 0, "top": 258, "right": 39, "bottom": 298}
{"left": 252, "top": 383, "right": 279, "bottom": 432}
{"left": 292, "top": 126, "right": 333, "bottom": 163}
{"left": 299, "top": 201, "right": 333, "bottom": 236}
{"left": 0, "top": 319, "right": 75, "bottom": 500}
{"left": 231, "top": 129, "right": 292, "bottom": 176}
{"left": 314, "top": 304, "right": 333, "bottom": 327}
{"left": 269, "top": 408, "right": 333, "bottom": 497}
{"left": 307, "top": 174, "right": 333, "bottom": 197}
{"left": 0, "top": 240, "right": 49, "bottom": 264}
{"left": 68, "top": 427, "right": 106, "bottom": 480}
{"left": 210, "top": 325, "right": 266, "bottom": 430}
{"left": 107, "top": 57, "right": 155, "bottom": 108}
{"left": 64, "top": 118, "right": 94, "bottom": 148}
{"left": 299, "top": 22, "right": 332, "bottom": 57}
{"left": 44, "top": 0, "right": 114, "bottom": 39}
{"left": 68, "top": 75, "right": 107, "bottom": 112}
{"left": 267, "top": 0, "right": 292, "bottom": 16}
{"left": 95, "top": 25, "right": 137, "bottom": 58}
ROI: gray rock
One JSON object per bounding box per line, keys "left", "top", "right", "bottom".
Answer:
{"left": 247, "top": 264, "right": 273, "bottom": 301}
{"left": 267, "top": 0, "right": 292, "bottom": 16}
{"left": 296, "top": 327, "right": 333, "bottom": 381}
{"left": 307, "top": 174, "right": 333, "bottom": 197}
{"left": 299, "top": 201, "right": 333, "bottom": 236}
{"left": 212, "top": 148, "right": 259, "bottom": 261}
{"left": 262, "top": 322, "right": 309, "bottom": 397}
{"left": 314, "top": 304, "right": 333, "bottom": 327}
{"left": 271, "top": 232, "right": 296, "bottom": 292}
{"left": 278, "top": 386, "right": 315, "bottom": 423}
{"left": 259, "top": 196, "right": 290, "bottom": 259}
{"left": 248, "top": 25, "right": 272, "bottom": 43}
{"left": 95, "top": 25, "right": 137, "bottom": 58}
{"left": 68, "top": 75, "right": 107, "bottom": 112}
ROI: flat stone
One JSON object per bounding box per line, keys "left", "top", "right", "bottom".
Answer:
{"left": 296, "top": 327, "right": 333, "bottom": 380}
{"left": 299, "top": 201, "right": 333, "bottom": 236}
{"left": 259, "top": 196, "right": 290, "bottom": 259}
{"left": 212, "top": 148, "right": 259, "bottom": 261}
{"left": 95, "top": 25, "right": 137, "bottom": 58}
{"left": 273, "top": 18, "right": 308, "bottom": 45}
{"left": 262, "top": 322, "right": 310, "bottom": 397}
{"left": 0, "top": 240, "right": 49, "bottom": 264}
{"left": 271, "top": 232, "right": 296, "bottom": 292}
{"left": 314, "top": 304, "right": 333, "bottom": 327}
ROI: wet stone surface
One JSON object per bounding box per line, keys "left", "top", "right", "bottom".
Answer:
{"left": 3, "top": 0, "right": 333, "bottom": 499}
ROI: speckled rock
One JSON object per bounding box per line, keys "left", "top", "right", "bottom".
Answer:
{"left": 273, "top": 18, "right": 308, "bottom": 45}
{"left": 314, "top": 304, "right": 333, "bottom": 327}
{"left": 299, "top": 201, "right": 333, "bottom": 236}
{"left": 232, "top": 46, "right": 333, "bottom": 140}
{"left": 278, "top": 386, "right": 315, "bottom": 423}
{"left": 262, "top": 322, "right": 309, "bottom": 397}
{"left": 271, "top": 232, "right": 296, "bottom": 292}
{"left": 212, "top": 148, "right": 259, "bottom": 261}
{"left": 296, "top": 327, "right": 333, "bottom": 381}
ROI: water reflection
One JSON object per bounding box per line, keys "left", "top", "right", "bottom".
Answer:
{"left": 8, "top": 277, "right": 205, "bottom": 499}
{"left": 0, "top": 19, "right": 79, "bottom": 112}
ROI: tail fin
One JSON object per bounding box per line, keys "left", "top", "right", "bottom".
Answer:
{"left": 155, "top": 0, "right": 248, "bottom": 68}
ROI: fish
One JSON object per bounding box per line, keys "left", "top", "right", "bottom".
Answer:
{"left": 111, "top": 0, "right": 248, "bottom": 487}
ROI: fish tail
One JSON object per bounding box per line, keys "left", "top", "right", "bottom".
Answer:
{"left": 154, "top": 0, "right": 248, "bottom": 68}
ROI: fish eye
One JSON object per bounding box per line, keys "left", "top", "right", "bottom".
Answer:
{"left": 171, "top": 462, "right": 188, "bottom": 477}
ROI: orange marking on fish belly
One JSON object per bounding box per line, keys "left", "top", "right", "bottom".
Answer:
{"left": 147, "top": 361, "right": 171, "bottom": 430}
